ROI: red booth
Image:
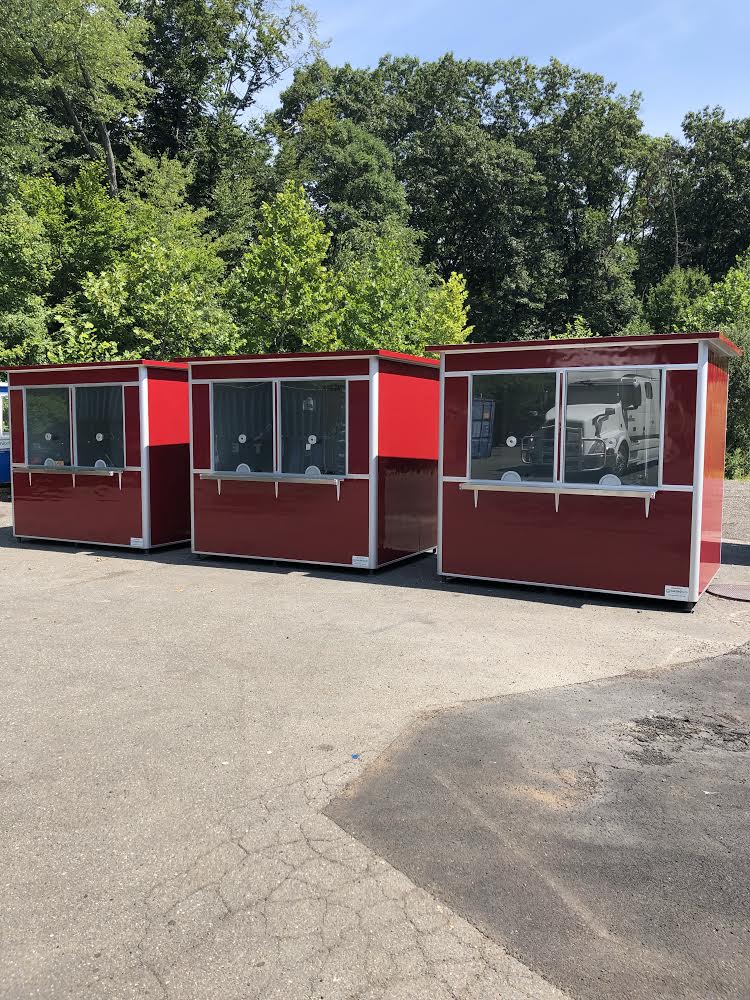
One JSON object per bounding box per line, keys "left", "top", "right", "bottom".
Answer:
{"left": 430, "top": 332, "right": 740, "bottom": 604}
{"left": 5, "top": 360, "right": 190, "bottom": 550}
{"left": 188, "top": 350, "right": 439, "bottom": 569}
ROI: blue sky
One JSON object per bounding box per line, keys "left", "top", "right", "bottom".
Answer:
{"left": 268, "top": 0, "right": 750, "bottom": 136}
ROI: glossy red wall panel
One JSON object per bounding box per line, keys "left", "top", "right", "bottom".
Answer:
{"left": 378, "top": 365, "right": 439, "bottom": 460}
{"left": 147, "top": 371, "right": 190, "bottom": 545}
{"left": 445, "top": 344, "right": 697, "bottom": 372}
{"left": 193, "top": 476, "right": 369, "bottom": 564}
{"left": 190, "top": 359, "right": 369, "bottom": 381}
{"left": 9, "top": 367, "right": 140, "bottom": 386}
{"left": 441, "top": 485, "right": 693, "bottom": 597}
{"left": 442, "top": 377, "right": 468, "bottom": 477}
{"left": 124, "top": 386, "right": 141, "bottom": 467}
{"left": 191, "top": 383, "right": 211, "bottom": 469}
{"left": 662, "top": 370, "right": 697, "bottom": 485}
{"left": 12, "top": 471, "right": 143, "bottom": 545}
{"left": 700, "top": 359, "right": 729, "bottom": 592}
{"left": 10, "top": 389, "right": 24, "bottom": 462}
{"left": 347, "top": 379, "right": 370, "bottom": 474}
{"left": 377, "top": 458, "right": 437, "bottom": 565}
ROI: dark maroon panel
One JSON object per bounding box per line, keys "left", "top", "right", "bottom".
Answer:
{"left": 191, "top": 359, "right": 369, "bottom": 381}
{"left": 12, "top": 471, "right": 142, "bottom": 545}
{"left": 10, "top": 389, "right": 24, "bottom": 463}
{"left": 124, "top": 386, "right": 141, "bottom": 467}
{"left": 193, "top": 476, "right": 369, "bottom": 565}
{"left": 379, "top": 368, "right": 439, "bottom": 461}
{"left": 9, "top": 367, "right": 140, "bottom": 386}
{"left": 441, "top": 485, "right": 692, "bottom": 597}
{"left": 347, "top": 379, "right": 370, "bottom": 474}
{"left": 662, "top": 370, "right": 697, "bottom": 485}
{"left": 377, "top": 458, "right": 437, "bottom": 565}
{"left": 700, "top": 359, "right": 729, "bottom": 592}
{"left": 445, "top": 344, "right": 698, "bottom": 372}
{"left": 442, "top": 377, "right": 468, "bottom": 477}
{"left": 378, "top": 360, "right": 439, "bottom": 379}
{"left": 192, "top": 383, "right": 210, "bottom": 470}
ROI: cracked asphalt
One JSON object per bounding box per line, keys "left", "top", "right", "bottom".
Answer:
{"left": 2, "top": 491, "right": 750, "bottom": 1000}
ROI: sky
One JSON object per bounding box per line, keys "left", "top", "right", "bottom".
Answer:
{"left": 265, "top": 0, "right": 750, "bottom": 137}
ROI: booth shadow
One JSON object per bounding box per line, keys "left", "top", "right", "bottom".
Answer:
{"left": 0, "top": 520, "right": 713, "bottom": 613}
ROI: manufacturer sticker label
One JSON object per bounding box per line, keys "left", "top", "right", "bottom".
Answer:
{"left": 664, "top": 585, "right": 690, "bottom": 600}
{"left": 351, "top": 555, "right": 370, "bottom": 568}
{"left": 130, "top": 537, "right": 144, "bottom": 547}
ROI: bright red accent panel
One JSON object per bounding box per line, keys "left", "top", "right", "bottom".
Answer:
{"left": 441, "top": 485, "right": 693, "bottom": 597}
{"left": 378, "top": 364, "right": 439, "bottom": 461}
{"left": 347, "top": 379, "right": 370, "bottom": 474}
{"left": 9, "top": 367, "right": 140, "bottom": 386}
{"left": 12, "top": 471, "right": 142, "bottom": 545}
{"left": 700, "top": 360, "right": 729, "bottom": 591}
{"left": 193, "top": 476, "right": 369, "bottom": 564}
{"left": 124, "top": 385, "right": 141, "bottom": 467}
{"left": 662, "top": 370, "right": 697, "bottom": 485}
{"left": 10, "top": 389, "right": 24, "bottom": 463}
{"left": 442, "top": 377, "right": 468, "bottom": 477}
{"left": 146, "top": 371, "right": 190, "bottom": 545}
{"left": 445, "top": 344, "right": 698, "bottom": 372}
{"left": 191, "top": 383, "right": 211, "bottom": 469}
{"left": 377, "top": 458, "right": 437, "bottom": 565}
{"left": 190, "top": 359, "right": 369, "bottom": 380}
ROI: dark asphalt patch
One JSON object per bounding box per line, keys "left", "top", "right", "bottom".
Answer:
{"left": 326, "top": 648, "right": 750, "bottom": 1000}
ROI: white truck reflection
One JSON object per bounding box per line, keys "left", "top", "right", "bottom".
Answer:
{"left": 522, "top": 374, "right": 660, "bottom": 478}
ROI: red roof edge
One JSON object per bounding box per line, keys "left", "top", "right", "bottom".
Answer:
{"left": 427, "top": 331, "right": 742, "bottom": 358}
{"left": 179, "top": 349, "right": 438, "bottom": 366}
{"left": 1, "top": 359, "right": 187, "bottom": 373}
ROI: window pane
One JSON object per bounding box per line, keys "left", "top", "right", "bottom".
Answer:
{"left": 213, "top": 382, "right": 274, "bottom": 473}
{"left": 75, "top": 386, "right": 124, "bottom": 468}
{"left": 0, "top": 393, "right": 8, "bottom": 440}
{"left": 281, "top": 381, "right": 346, "bottom": 476}
{"left": 564, "top": 370, "right": 662, "bottom": 486}
{"left": 471, "top": 373, "right": 558, "bottom": 482}
{"left": 26, "top": 388, "right": 71, "bottom": 466}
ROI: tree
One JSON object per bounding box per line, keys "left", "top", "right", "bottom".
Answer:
{"left": 224, "top": 181, "right": 338, "bottom": 352}
{"left": 2, "top": 0, "right": 148, "bottom": 195}
{"left": 337, "top": 221, "right": 471, "bottom": 353}
{"left": 643, "top": 266, "right": 711, "bottom": 332}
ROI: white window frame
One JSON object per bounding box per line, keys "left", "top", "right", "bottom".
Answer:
{"left": 210, "top": 379, "right": 277, "bottom": 475}
{"left": 23, "top": 385, "right": 74, "bottom": 469}
{"left": 71, "top": 383, "right": 127, "bottom": 471}
{"left": 455, "top": 363, "right": 691, "bottom": 494}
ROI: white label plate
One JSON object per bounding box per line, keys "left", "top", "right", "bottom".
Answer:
{"left": 130, "top": 537, "right": 144, "bottom": 548}
{"left": 664, "top": 585, "right": 690, "bottom": 600}
{"left": 351, "top": 555, "right": 370, "bottom": 568}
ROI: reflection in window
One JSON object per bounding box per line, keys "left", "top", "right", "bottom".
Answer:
{"left": 564, "top": 370, "right": 661, "bottom": 486}
{"left": 281, "top": 381, "right": 345, "bottom": 476}
{"left": 75, "top": 386, "right": 124, "bottom": 468}
{"left": 471, "top": 373, "right": 558, "bottom": 482}
{"left": 0, "top": 392, "right": 8, "bottom": 443}
{"left": 213, "top": 382, "right": 274, "bottom": 473}
{"left": 26, "top": 388, "right": 71, "bottom": 466}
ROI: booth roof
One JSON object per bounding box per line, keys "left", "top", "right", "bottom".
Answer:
{"left": 178, "top": 349, "right": 439, "bottom": 367}
{"left": 426, "top": 331, "right": 742, "bottom": 359}
{"left": 1, "top": 359, "right": 187, "bottom": 373}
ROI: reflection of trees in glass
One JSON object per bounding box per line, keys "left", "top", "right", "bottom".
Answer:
{"left": 281, "top": 381, "right": 346, "bottom": 475}
{"left": 213, "top": 382, "right": 274, "bottom": 473}
{"left": 0, "top": 394, "right": 9, "bottom": 439}
{"left": 26, "top": 388, "right": 71, "bottom": 466}
{"left": 75, "top": 386, "right": 124, "bottom": 468}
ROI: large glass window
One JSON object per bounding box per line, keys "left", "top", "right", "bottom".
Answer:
{"left": 563, "top": 370, "right": 662, "bottom": 486}
{"left": 26, "top": 388, "right": 71, "bottom": 467}
{"left": 471, "top": 373, "right": 558, "bottom": 482}
{"left": 75, "top": 385, "right": 124, "bottom": 468}
{"left": 0, "top": 392, "right": 9, "bottom": 443}
{"left": 213, "top": 382, "right": 274, "bottom": 473}
{"left": 281, "top": 380, "right": 346, "bottom": 476}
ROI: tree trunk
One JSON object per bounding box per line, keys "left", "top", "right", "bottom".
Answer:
{"left": 96, "top": 119, "right": 119, "bottom": 197}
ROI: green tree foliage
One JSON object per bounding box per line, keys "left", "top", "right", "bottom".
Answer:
{"left": 643, "top": 266, "right": 711, "bottom": 332}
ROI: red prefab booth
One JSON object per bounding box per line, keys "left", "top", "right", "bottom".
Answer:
{"left": 5, "top": 360, "right": 191, "bottom": 550}
{"left": 430, "top": 332, "right": 740, "bottom": 604}
{"left": 188, "top": 350, "right": 439, "bottom": 568}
